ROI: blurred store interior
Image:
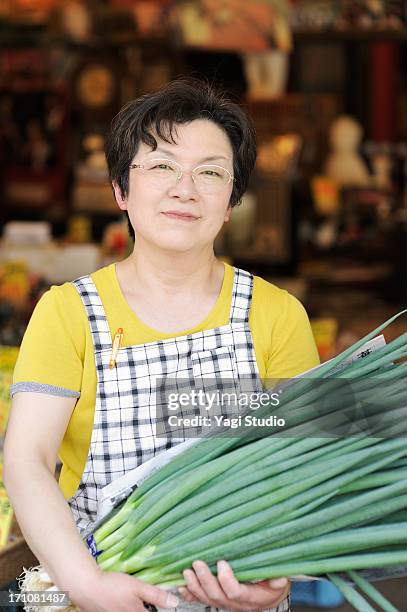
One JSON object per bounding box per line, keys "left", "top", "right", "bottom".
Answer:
{"left": 1, "top": 1, "right": 407, "bottom": 608}
{"left": 1, "top": 0, "right": 407, "bottom": 355}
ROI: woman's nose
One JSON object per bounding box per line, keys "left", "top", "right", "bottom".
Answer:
{"left": 168, "top": 171, "right": 198, "bottom": 199}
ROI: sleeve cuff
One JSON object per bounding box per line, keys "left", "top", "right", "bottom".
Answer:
{"left": 10, "top": 382, "right": 81, "bottom": 399}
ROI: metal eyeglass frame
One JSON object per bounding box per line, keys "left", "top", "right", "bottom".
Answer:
{"left": 129, "top": 158, "right": 235, "bottom": 186}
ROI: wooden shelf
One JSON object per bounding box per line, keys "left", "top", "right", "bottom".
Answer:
{"left": 294, "top": 28, "right": 407, "bottom": 43}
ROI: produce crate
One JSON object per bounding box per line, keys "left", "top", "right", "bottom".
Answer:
{"left": 0, "top": 537, "right": 37, "bottom": 587}
{"left": 0, "top": 521, "right": 37, "bottom": 588}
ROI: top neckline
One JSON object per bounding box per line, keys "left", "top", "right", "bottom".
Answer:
{"left": 109, "top": 260, "right": 233, "bottom": 339}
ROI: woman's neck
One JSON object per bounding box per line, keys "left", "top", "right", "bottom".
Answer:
{"left": 117, "top": 242, "right": 224, "bottom": 300}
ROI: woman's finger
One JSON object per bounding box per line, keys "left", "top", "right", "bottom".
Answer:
{"left": 183, "top": 569, "right": 212, "bottom": 605}
{"left": 178, "top": 587, "right": 198, "bottom": 603}
{"left": 216, "top": 560, "right": 248, "bottom": 600}
{"left": 192, "top": 560, "right": 229, "bottom": 604}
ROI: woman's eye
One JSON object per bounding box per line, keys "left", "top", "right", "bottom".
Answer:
{"left": 152, "top": 164, "right": 172, "bottom": 170}
{"left": 202, "top": 170, "right": 221, "bottom": 177}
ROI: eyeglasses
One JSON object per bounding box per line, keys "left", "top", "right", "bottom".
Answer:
{"left": 129, "top": 158, "right": 234, "bottom": 194}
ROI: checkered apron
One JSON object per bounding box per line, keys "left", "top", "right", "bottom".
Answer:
{"left": 68, "top": 267, "right": 290, "bottom": 612}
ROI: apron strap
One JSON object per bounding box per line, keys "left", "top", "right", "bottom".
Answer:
{"left": 73, "top": 275, "right": 113, "bottom": 352}
{"left": 229, "top": 267, "right": 254, "bottom": 324}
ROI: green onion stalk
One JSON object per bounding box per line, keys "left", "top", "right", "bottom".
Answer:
{"left": 90, "top": 310, "right": 407, "bottom": 612}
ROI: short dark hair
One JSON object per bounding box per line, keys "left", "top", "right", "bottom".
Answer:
{"left": 105, "top": 76, "right": 257, "bottom": 240}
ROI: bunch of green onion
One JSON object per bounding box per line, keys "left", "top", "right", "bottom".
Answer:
{"left": 91, "top": 310, "right": 407, "bottom": 612}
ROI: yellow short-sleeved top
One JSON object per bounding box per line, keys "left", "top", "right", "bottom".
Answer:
{"left": 12, "top": 262, "right": 320, "bottom": 498}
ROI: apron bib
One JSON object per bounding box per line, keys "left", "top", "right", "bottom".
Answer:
{"left": 68, "top": 267, "right": 290, "bottom": 612}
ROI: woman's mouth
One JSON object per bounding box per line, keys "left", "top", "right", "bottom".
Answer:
{"left": 162, "top": 211, "right": 199, "bottom": 221}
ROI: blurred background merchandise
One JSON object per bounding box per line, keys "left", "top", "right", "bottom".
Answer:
{"left": 0, "top": 0, "right": 406, "bottom": 356}
{"left": 0, "top": 3, "right": 407, "bottom": 606}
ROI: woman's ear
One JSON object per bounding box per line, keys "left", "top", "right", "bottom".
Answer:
{"left": 113, "top": 182, "right": 127, "bottom": 210}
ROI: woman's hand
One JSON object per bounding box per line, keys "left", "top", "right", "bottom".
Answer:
{"left": 70, "top": 569, "right": 179, "bottom": 612}
{"left": 179, "top": 560, "right": 289, "bottom": 611}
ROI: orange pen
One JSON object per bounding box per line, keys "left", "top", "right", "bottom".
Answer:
{"left": 109, "top": 328, "right": 123, "bottom": 369}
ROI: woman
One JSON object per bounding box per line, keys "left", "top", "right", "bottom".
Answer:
{"left": 5, "top": 78, "right": 319, "bottom": 612}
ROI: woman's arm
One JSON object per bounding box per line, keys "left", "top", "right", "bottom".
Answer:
{"left": 4, "top": 392, "right": 178, "bottom": 612}
{"left": 4, "top": 393, "right": 99, "bottom": 590}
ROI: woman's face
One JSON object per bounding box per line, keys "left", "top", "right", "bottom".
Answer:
{"left": 114, "top": 119, "right": 234, "bottom": 254}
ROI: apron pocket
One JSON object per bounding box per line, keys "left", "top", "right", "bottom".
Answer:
{"left": 191, "top": 345, "right": 237, "bottom": 379}
{"left": 191, "top": 345, "right": 241, "bottom": 419}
